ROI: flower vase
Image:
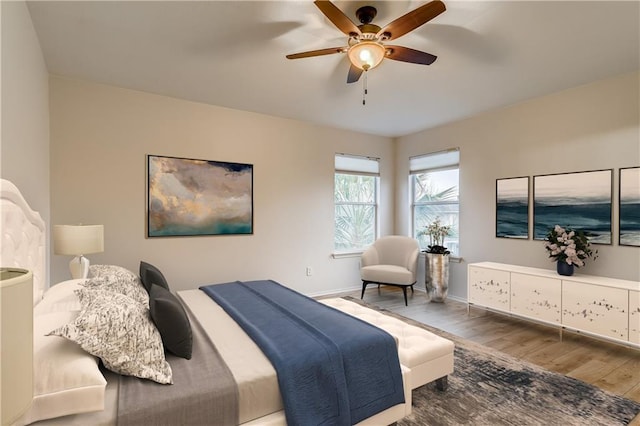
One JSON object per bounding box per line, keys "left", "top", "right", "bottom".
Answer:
{"left": 557, "top": 261, "right": 574, "bottom": 276}
{"left": 426, "top": 253, "right": 449, "bottom": 302}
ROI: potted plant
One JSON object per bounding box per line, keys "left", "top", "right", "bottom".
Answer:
{"left": 543, "top": 225, "right": 597, "bottom": 276}
{"left": 420, "top": 217, "right": 451, "bottom": 302}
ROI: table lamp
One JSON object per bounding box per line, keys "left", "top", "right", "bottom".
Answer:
{"left": 53, "top": 224, "right": 104, "bottom": 279}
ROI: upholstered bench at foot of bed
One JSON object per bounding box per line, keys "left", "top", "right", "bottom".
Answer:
{"left": 320, "top": 298, "right": 455, "bottom": 391}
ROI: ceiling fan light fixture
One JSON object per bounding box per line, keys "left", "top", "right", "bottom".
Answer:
{"left": 348, "top": 41, "right": 386, "bottom": 71}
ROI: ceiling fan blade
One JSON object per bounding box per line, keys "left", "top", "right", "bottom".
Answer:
{"left": 386, "top": 45, "right": 437, "bottom": 65}
{"left": 347, "top": 65, "right": 364, "bottom": 83}
{"left": 314, "top": 0, "right": 362, "bottom": 37}
{"left": 286, "top": 47, "right": 346, "bottom": 60}
{"left": 377, "top": 0, "right": 446, "bottom": 41}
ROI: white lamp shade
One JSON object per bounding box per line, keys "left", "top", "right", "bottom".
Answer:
{"left": 53, "top": 225, "right": 104, "bottom": 256}
{"left": 348, "top": 41, "right": 386, "bottom": 71}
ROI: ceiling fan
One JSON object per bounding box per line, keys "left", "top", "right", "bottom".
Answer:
{"left": 286, "top": 0, "right": 446, "bottom": 83}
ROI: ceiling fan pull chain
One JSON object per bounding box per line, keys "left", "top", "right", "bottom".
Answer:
{"left": 362, "top": 71, "right": 368, "bottom": 105}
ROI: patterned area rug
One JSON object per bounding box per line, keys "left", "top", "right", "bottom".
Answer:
{"left": 342, "top": 296, "right": 640, "bottom": 426}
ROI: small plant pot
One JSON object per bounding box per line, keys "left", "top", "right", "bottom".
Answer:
{"left": 556, "top": 260, "right": 574, "bottom": 276}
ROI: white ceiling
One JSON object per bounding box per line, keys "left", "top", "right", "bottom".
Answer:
{"left": 27, "top": 1, "right": 640, "bottom": 138}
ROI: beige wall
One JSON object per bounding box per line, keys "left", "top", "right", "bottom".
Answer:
{"left": 50, "top": 77, "right": 395, "bottom": 294}
{"left": 0, "top": 1, "right": 50, "bottom": 212}
{"left": 9, "top": 5, "right": 638, "bottom": 298}
{"left": 1, "top": 1, "right": 50, "bottom": 285}
{"left": 396, "top": 71, "right": 640, "bottom": 299}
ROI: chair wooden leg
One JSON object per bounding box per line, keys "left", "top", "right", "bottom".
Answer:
{"left": 361, "top": 281, "right": 368, "bottom": 299}
{"left": 402, "top": 287, "right": 408, "bottom": 306}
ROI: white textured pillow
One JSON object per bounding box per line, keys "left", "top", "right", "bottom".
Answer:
{"left": 48, "top": 289, "right": 172, "bottom": 384}
{"left": 34, "top": 279, "right": 84, "bottom": 315}
{"left": 18, "top": 311, "right": 107, "bottom": 425}
{"left": 81, "top": 265, "right": 149, "bottom": 306}
{"left": 88, "top": 264, "right": 137, "bottom": 281}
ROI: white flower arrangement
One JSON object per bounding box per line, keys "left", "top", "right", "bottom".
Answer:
{"left": 421, "top": 217, "right": 451, "bottom": 254}
{"left": 543, "top": 225, "right": 597, "bottom": 267}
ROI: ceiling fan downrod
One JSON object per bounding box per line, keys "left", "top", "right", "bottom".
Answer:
{"left": 356, "top": 6, "right": 377, "bottom": 25}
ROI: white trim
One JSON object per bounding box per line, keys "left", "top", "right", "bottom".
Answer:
{"left": 447, "top": 294, "right": 467, "bottom": 303}
{"left": 331, "top": 251, "right": 364, "bottom": 259}
{"left": 307, "top": 284, "right": 362, "bottom": 298}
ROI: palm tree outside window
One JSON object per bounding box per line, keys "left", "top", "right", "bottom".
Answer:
{"left": 410, "top": 149, "right": 460, "bottom": 256}
{"left": 334, "top": 154, "right": 379, "bottom": 252}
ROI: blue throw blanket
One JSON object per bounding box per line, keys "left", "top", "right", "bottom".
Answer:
{"left": 200, "top": 280, "right": 404, "bottom": 426}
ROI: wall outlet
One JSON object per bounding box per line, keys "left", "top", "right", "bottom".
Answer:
{"left": 306, "top": 267, "right": 312, "bottom": 276}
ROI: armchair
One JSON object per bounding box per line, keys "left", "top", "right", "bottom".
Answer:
{"left": 360, "top": 236, "right": 420, "bottom": 306}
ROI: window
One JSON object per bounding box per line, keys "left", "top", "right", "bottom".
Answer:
{"left": 334, "top": 154, "right": 379, "bottom": 252}
{"left": 410, "top": 149, "right": 460, "bottom": 256}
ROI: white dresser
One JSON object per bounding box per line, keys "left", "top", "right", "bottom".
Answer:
{"left": 468, "top": 262, "right": 640, "bottom": 348}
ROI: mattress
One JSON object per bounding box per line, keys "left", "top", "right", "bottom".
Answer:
{"left": 177, "top": 289, "right": 283, "bottom": 424}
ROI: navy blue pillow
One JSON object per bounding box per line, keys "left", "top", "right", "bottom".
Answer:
{"left": 139, "top": 261, "right": 170, "bottom": 293}
{"left": 149, "top": 284, "right": 192, "bottom": 360}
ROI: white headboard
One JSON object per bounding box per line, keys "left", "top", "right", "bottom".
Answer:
{"left": 1, "top": 179, "right": 47, "bottom": 304}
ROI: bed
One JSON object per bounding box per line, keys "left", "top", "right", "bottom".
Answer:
{"left": 1, "top": 178, "right": 413, "bottom": 426}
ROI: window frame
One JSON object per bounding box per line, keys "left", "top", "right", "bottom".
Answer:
{"left": 334, "top": 154, "right": 380, "bottom": 254}
{"left": 410, "top": 149, "right": 460, "bottom": 257}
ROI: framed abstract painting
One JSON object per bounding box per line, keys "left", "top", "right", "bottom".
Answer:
{"left": 496, "top": 176, "right": 529, "bottom": 239}
{"left": 619, "top": 166, "right": 640, "bottom": 247}
{"left": 533, "top": 169, "right": 612, "bottom": 244}
{"left": 147, "top": 155, "right": 253, "bottom": 237}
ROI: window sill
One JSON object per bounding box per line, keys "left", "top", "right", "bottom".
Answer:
{"left": 331, "top": 251, "right": 364, "bottom": 259}
{"left": 421, "top": 252, "right": 463, "bottom": 263}
{"left": 333, "top": 251, "right": 462, "bottom": 263}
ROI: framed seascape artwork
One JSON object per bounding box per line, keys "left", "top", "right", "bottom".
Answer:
{"left": 533, "top": 169, "right": 612, "bottom": 244}
{"left": 496, "top": 176, "right": 529, "bottom": 239}
{"left": 147, "top": 155, "right": 253, "bottom": 237}
{"left": 619, "top": 166, "right": 640, "bottom": 247}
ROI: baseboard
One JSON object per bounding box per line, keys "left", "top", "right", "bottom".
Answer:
{"left": 307, "top": 285, "right": 362, "bottom": 298}
{"left": 447, "top": 294, "right": 467, "bottom": 303}
{"left": 308, "top": 284, "right": 469, "bottom": 304}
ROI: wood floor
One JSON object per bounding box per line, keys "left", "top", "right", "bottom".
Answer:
{"left": 341, "top": 286, "right": 640, "bottom": 416}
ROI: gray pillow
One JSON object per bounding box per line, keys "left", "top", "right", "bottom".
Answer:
{"left": 149, "top": 284, "right": 192, "bottom": 360}
{"left": 140, "top": 261, "right": 170, "bottom": 293}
